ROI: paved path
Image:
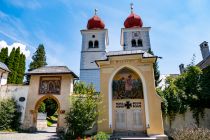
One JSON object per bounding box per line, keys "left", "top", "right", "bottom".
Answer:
{"left": 0, "top": 125, "right": 60, "bottom": 140}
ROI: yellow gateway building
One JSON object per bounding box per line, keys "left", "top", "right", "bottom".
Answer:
{"left": 79, "top": 5, "right": 167, "bottom": 139}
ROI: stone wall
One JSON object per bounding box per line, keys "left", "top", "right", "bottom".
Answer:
{"left": 164, "top": 108, "right": 210, "bottom": 132}
{"left": 0, "top": 84, "right": 29, "bottom": 123}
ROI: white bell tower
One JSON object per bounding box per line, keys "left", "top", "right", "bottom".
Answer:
{"left": 80, "top": 10, "right": 108, "bottom": 92}
{"left": 121, "top": 3, "right": 151, "bottom": 51}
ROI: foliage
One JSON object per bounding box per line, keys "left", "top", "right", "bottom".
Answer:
{"left": 175, "top": 66, "right": 204, "bottom": 126}
{"left": 0, "top": 47, "right": 8, "bottom": 63}
{"left": 158, "top": 77, "right": 187, "bottom": 126}
{"left": 38, "top": 102, "right": 46, "bottom": 113}
{"left": 169, "top": 125, "right": 210, "bottom": 140}
{"left": 7, "top": 48, "right": 15, "bottom": 83}
{"left": 65, "top": 82, "right": 101, "bottom": 139}
{"left": 26, "top": 44, "right": 47, "bottom": 84}
{"left": 201, "top": 66, "right": 210, "bottom": 108}
{"left": 160, "top": 65, "right": 210, "bottom": 127}
{"left": 92, "top": 131, "right": 110, "bottom": 140}
{"left": 147, "top": 48, "right": 160, "bottom": 87}
{"left": 28, "top": 44, "right": 47, "bottom": 71}
{"left": 44, "top": 98, "right": 58, "bottom": 116}
{"left": 0, "top": 98, "right": 21, "bottom": 131}
{"left": 3, "top": 47, "right": 26, "bottom": 84}
{"left": 38, "top": 98, "right": 58, "bottom": 116}
{"left": 16, "top": 54, "right": 26, "bottom": 84}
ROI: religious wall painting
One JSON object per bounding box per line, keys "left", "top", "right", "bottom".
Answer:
{"left": 39, "top": 77, "right": 61, "bottom": 94}
{"left": 112, "top": 68, "right": 143, "bottom": 99}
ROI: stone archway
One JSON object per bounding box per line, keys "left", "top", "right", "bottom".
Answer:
{"left": 34, "top": 95, "right": 61, "bottom": 131}
{"left": 111, "top": 67, "right": 146, "bottom": 131}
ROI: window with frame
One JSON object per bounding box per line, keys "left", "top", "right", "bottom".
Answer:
{"left": 131, "top": 39, "right": 137, "bottom": 47}
{"left": 88, "top": 41, "right": 93, "bottom": 48}
{"left": 94, "top": 40, "right": 99, "bottom": 48}
{"left": 137, "top": 39, "right": 143, "bottom": 47}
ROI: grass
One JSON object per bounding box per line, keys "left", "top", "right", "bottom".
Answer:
{"left": 47, "top": 114, "right": 58, "bottom": 127}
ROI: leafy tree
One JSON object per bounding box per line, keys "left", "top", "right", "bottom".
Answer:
{"left": 201, "top": 66, "right": 210, "bottom": 108}
{"left": 175, "top": 66, "right": 203, "bottom": 126}
{"left": 0, "top": 98, "right": 21, "bottom": 131}
{"left": 26, "top": 44, "right": 47, "bottom": 84}
{"left": 65, "top": 82, "right": 101, "bottom": 139}
{"left": 158, "top": 76, "right": 186, "bottom": 127}
{"left": 44, "top": 98, "right": 58, "bottom": 117}
{"left": 147, "top": 48, "right": 160, "bottom": 87}
{"left": 38, "top": 102, "right": 46, "bottom": 113}
{"left": 0, "top": 47, "right": 8, "bottom": 63}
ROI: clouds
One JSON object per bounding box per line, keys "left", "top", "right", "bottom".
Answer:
{"left": 0, "top": 40, "right": 30, "bottom": 59}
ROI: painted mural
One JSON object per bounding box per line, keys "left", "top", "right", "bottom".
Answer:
{"left": 112, "top": 68, "right": 143, "bottom": 99}
{"left": 39, "top": 77, "right": 61, "bottom": 94}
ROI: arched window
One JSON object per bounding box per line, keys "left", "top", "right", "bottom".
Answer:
{"left": 94, "top": 40, "right": 99, "bottom": 48}
{"left": 138, "top": 39, "right": 143, "bottom": 47}
{"left": 131, "top": 39, "right": 136, "bottom": 47}
{"left": 88, "top": 41, "right": 93, "bottom": 48}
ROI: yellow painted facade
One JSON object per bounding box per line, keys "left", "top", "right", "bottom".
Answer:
{"left": 97, "top": 54, "right": 164, "bottom": 135}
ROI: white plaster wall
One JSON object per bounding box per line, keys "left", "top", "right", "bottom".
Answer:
{"left": 0, "top": 85, "right": 29, "bottom": 123}
{"left": 80, "top": 51, "right": 106, "bottom": 69}
{"left": 0, "top": 70, "right": 8, "bottom": 86}
{"left": 80, "top": 69, "right": 100, "bottom": 92}
{"left": 164, "top": 108, "right": 210, "bottom": 132}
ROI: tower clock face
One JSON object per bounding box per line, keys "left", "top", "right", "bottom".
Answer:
{"left": 132, "top": 31, "right": 140, "bottom": 38}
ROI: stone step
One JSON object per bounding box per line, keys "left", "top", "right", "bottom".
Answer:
{"left": 110, "top": 131, "right": 154, "bottom": 140}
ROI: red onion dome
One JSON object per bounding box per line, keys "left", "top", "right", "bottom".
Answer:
{"left": 124, "top": 12, "right": 143, "bottom": 28}
{"left": 87, "top": 15, "right": 105, "bottom": 30}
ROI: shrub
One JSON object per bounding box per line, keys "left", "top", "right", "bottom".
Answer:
{"left": 169, "top": 126, "right": 210, "bottom": 140}
{"left": 0, "top": 98, "right": 21, "bottom": 131}
{"left": 92, "top": 131, "right": 109, "bottom": 140}
{"left": 65, "top": 82, "right": 101, "bottom": 139}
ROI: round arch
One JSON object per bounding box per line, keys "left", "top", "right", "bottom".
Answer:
{"left": 108, "top": 64, "right": 150, "bottom": 129}
{"left": 34, "top": 95, "right": 61, "bottom": 128}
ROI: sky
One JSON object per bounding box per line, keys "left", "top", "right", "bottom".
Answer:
{"left": 0, "top": 0, "right": 210, "bottom": 76}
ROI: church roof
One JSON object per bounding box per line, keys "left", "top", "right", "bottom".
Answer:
{"left": 26, "top": 66, "right": 78, "bottom": 78}
{"left": 0, "top": 61, "right": 10, "bottom": 72}
{"left": 96, "top": 50, "right": 157, "bottom": 62}
{"left": 106, "top": 50, "right": 155, "bottom": 57}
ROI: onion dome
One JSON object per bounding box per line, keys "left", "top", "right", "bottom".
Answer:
{"left": 124, "top": 3, "right": 143, "bottom": 28}
{"left": 87, "top": 9, "right": 105, "bottom": 30}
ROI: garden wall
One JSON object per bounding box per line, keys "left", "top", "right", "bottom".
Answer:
{"left": 164, "top": 108, "right": 210, "bottom": 132}
{"left": 0, "top": 84, "right": 29, "bottom": 123}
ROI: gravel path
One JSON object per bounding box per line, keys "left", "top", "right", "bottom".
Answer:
{"left": 0, "top": 125, "right": 60, "bottom": 140}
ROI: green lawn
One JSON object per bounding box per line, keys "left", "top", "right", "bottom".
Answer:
{"left": 47, "top": 114, "right": 58, "bottom": 127}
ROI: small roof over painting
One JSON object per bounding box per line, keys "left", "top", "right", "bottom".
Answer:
{"left": 0, "top": 61, "right": 10, "bottom": 72}
{"left": 26, "top": 66, "right": 78, "bottom": 78}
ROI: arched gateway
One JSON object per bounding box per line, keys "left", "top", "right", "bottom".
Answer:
{"left": 22, "top": 66, "right": 78, "bottom": 132}
{"left": 112, "top": 67, "right": 146, "bottom": 131}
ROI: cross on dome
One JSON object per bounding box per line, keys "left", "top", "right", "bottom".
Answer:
{"left": 94, "top": 9, "right": 98, "bottom": 15}
{"left": 124, "top": 3, "right": 143, "bottom": 28}
{"left": 130, "top": 3, "right": 134, "bottom": 13}
{"left": 87, "top": 9, "right": 105, "bottom": 29}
